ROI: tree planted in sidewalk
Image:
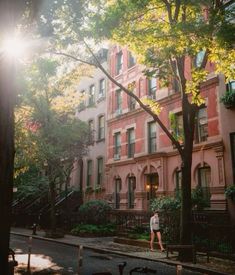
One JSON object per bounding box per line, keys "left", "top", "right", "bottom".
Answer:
{"left": 0, "top": 0, "right": 44, "bottom": 272}
{"left": 16, "top": 0, "right": 234, "bottom": 261}
{"left": 87, "top": 1, "right": 234, "bottom": 260}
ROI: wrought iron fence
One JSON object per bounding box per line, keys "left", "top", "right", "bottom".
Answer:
{"left": 109, "top": 209, "right": 235, "bottom": 257}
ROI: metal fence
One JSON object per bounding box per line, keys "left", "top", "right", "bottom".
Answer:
{"left": 109, "top": 209, "right": 235, "bottom": 257}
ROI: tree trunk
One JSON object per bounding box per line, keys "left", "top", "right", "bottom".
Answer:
{"left": 180, "top": 157, "right": 192, "bottom": 245}
{"left": 179, "top": 152, "right": 193, "bottom": 261}
{"left": 0, "top": 53, "right": 15, "bottom": 274}
{"left": 179, "top": 97, "right": 197, "bottom": 261}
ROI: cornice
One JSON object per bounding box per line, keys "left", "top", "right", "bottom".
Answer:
{"left": 106, "top": 138, "right": 224, "bottom": 167}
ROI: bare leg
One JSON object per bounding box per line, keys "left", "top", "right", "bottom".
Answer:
{"left": 150, "top": 232, "right": 155, "bottom": 251}
{"left": 157, "top": 231, "right": 165, "bottom": 251}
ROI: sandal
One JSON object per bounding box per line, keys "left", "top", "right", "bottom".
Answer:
{"left": 161, "top": 249, "right": 166, "bottom": 252}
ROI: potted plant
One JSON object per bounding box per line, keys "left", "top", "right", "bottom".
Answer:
{"left": 220, "top": 89, "right": 235, "bottom": 109}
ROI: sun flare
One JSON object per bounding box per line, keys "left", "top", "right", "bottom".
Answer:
{"left": 1, "top": 36, "right": 27, "bottom": 59}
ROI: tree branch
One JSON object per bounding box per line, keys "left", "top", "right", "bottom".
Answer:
{"left": 161, "top": 0, "right": 173, "bottom": 24}
{"left": 50, "top": 42, "right": 184, "bottom": 156}
{"left": 49, "top": 51, "right": 96, "bottom": 67}
{"left": 173, "top": 0, "right": 181, "bottom": 22}
{"left": 82, "top": 40, "right": 184, "bottom": 156}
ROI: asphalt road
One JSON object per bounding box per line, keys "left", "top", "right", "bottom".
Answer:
{"left": 10, "top": 235, "right": 203, "bottom": 275}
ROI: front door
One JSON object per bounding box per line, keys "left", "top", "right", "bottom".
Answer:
{"left": 146, "top": 173, "right": 159, "bottom": 201}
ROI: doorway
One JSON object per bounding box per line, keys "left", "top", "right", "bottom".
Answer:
{"left": 146, "top": 173, "right": 159, "bottom": 200}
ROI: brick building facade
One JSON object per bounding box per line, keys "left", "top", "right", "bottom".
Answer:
{"left": 71, "top": 45, "right": 235, "bottom": 216}
{"left": 105, "top": 45, "right": 235, "bottom": 211}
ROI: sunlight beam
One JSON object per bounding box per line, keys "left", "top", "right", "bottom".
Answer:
{"left": 1, "top": 36, "right": 28, "bottom": 59}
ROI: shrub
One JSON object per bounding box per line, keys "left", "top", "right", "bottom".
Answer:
{"left": 192, "top": 186, "right": 210, "bottom": 210}
{"left": 78, "top": 200, "right": 112, "bottom": 225}
{"left": 217, "top": 243, "right": 233, "bottom": 254}
{"left": 150, "top": 196, "right": 181, "bottom": 212}
{"left": 71, "top": 223, "right": 116, "bottom": 236}
{"left": 150, "top": 196, "right": 180, "bottom": 244}
{"left": 151, "top": 188, "right": 211, "bottom": 212}
{"left": 225, "top": 185, "right": 235, "bottom": 202}
{"left": 137, "top": 233, "right": 150, "bottom": 241}
{"left": 131, "top": 225, "right": 148, "bottom": 234}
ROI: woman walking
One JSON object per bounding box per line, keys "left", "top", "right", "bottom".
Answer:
{"left": 150, "top": 211, "right": 165, "bottom": 252}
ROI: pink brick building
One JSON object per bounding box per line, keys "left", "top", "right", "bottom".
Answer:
{"left": 105, "top": 45, "right": 235, "bottom": 211}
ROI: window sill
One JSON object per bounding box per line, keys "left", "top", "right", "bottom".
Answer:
{"left": 127, "top": 64, "right": 137, "bottom": 71}
{"left": 96, "top": 138, "right": 105, "bottom": 143}
{"left": 127, "top": 155, "right": 134, "bottom": 159}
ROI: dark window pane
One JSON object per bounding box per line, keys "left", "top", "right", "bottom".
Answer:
{"left": 116, "top": 51, "right": 123, "bottom": 75}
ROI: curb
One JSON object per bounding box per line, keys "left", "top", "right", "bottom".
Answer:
{"left": 11, "top": 231, "right": 231, "bottom": 275}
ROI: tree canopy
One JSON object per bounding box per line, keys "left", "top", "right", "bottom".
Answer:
{"left": 15, "top": 57, "right": 90, "bottom": 207}
{"left": 1, "top": 0, "right": 234, "bottom": 263}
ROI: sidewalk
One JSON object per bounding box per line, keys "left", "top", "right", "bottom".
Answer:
{"left": 11, "top": 227, "right": 235, "bottom": 275}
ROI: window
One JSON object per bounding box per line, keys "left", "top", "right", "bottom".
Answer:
{"left": 172, "top": 77, "right": 180, "bottom": 93}
{"left": 128, "top": 95, "right": 136, "bottom": 111}
{"left": 224, "top": 1, "right": 235, "bottom": 23}
{"left": 148, "top": 78, "right": 157, "bottom": 99}
{"left": 222, "top": 80, "right": 235, "bottom": 108}
{"left": 88, "top": 85, "right": 95, "bottom": 105}
{"left": 115, "top": 89, "right": 122, "bottom": 114}
{"left": 195, "top": 50, "right": 206, "bottom": 68}
{"left": 170, "top": 112, "right": 184, "bottom": 145}
{"left": 196, "top": 107, "right": 208, "bottom": 142}
{"left": 88, "top": 119, "right": 94, "bottom": 143}
{"left": 127, "top": 128, "right": 135, "bottom": 158}
{"left": 114, "top": 132, "right": 121, "bottom": 160}
{"left": 175, "top": 113, "right": 184, "bottom": 143}
{"left": 226, "top": 80, "right": 235, "bottom": 93}
{"left": 97, "top": 158, "right": 103, "bottom": 186}
{"left": 171, "top": 61, "right": 180, "bottom": 93}
{"left": 230, "top": 132, "right": 235, "bottom": 183}
{"left": 116, "top": 51, "right": 123, "bottom": 75}
{"left": 146, "top": 173, "right": 159, "bottom": 200}
{"left": 98, "top": 115, "right": 105, "bottom": 140}
{"left": 114, "top": 178, "right": 122, "bottom": 209}
{"left": 148, "top": 122, "right": 156, "bottom": 153}
{"left": 128, "top": 82, "right": 136, "bottom": 111}
{"left": 128, "top": 177, "right": 136, "bottom": 209}
{"left": 128, "top": 52, "right": 136, "bottom": 68}
{"left": 78, "top": 90, "right": 86, "bottom": 111}
{"left": 87, "top": 160, "right": 92, "bottom": 187}
{"left": 198, "top": 165, "right": 211, "bottom": 205}
{"left": 99, "top": 79, "right": 105, "bottom": 98}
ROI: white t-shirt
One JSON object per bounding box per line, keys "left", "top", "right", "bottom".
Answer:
{"left": 150, "top": 215, "right": 160, "bottom": 232}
